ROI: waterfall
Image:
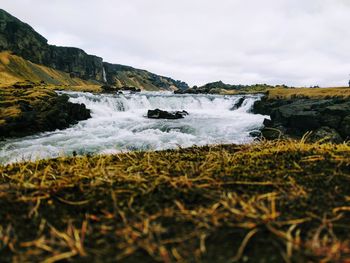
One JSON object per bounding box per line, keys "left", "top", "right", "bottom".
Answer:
{"left": 0, "top": 92, "right": 267, "bottom": 164}
{"left": 102, "top": 67, "right": 107, "bottom": 82}
{"left": 66, "top": 92, "right": 258, "bottom": 114}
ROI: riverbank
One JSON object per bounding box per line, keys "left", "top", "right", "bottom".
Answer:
{"left": 1, "top": 140, "right": 350, "bottom": 262}
{"left": 253, "top": 88, "right": 350, "bottom": 142}
{"left": 0, "top": 84, "right": 91, "bottom": 138}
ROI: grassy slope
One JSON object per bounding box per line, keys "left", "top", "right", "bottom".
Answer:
{"left": 267, "top": 87, "right": 350, "bottom": 100}
{"left": 112, "top": 71, "right": 177, "bottom": 91}
{"left": 211, "top": 86, "right": 350, "bottom": 97}
{"left": 1, "top": 141, "right": 350, "bottom": 262}
{"left": 0, "top": 52, "right": 101, "bottom": 92}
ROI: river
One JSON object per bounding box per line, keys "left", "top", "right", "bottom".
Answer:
{"left": 0, "top": 91, "right": 267, "bottom": 164}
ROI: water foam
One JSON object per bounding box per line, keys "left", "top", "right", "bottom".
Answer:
{"left": 0, "top": 91, "right": 267, "bottom": 164}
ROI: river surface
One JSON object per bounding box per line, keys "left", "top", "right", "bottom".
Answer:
{"left": 0, "top": 91, "right": 267, "bottom": 164}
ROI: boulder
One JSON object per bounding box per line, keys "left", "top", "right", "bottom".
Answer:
{"left": 288, "top": 111, "right": 321, "bottom": 131}
{"left": 0, "top": 87, "right": 91, "bottom": 138}
{"left": 309, "top": 127, "right": 343, "bottom": 144}
{"left": 121, "top": 86, "right": 141, "bottom": 92}
{"left": 101, "top": 85, "right": 117, "bottom": 93}
{"left": 147, "top": 109, "right": 189, "bottom": 119}
{"left": 254, "top": 97, "right": 347, "bottom": 141}
{"left": 322, "top": 102, "right": 350, "bottom": 117}
{"left": 320, "top": 114, "right": 342, "bottom": 129}
{"left": 261, "top": 126, "right": 286, "bottom": 140}
{"left": 231, "top": 97, "right": 245, "bottom": 110}
{"left": 340, "top": 115, "right": 350, "bottom": 139}
{"left": 263, "top": 118, "right": 273, "bottom": 127}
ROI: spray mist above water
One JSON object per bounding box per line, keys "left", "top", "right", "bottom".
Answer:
{"left": 0, "top": 91, "right": 267, "bottom": 164}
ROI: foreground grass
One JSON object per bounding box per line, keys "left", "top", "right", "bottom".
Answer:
{"left": 1, "top": 141, "right": 350, "bottom": 262}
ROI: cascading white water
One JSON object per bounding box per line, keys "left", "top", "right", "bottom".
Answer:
{"left": 102, "top": 67, "right": 107, "bottom": 82}
{"left": 0, "top": 91, "right": 267, "bottom": 164}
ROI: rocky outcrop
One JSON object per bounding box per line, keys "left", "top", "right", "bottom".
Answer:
{"left": 0, "top": 86, "right": 91, "bottom": 138}
{"left": 147, "top": 109, "right": 189, "bottom": 119}
{"left": 231, "top": 97, "right": 246, "bottom": 110}
{"left": 253, "top": 96, "right": 350, "bottom": 142}
{"left": 0, "top": 9, "right": 189, "bottom": 90}
{"left": 0, "top": 9, "right": 104, "bottom": 81}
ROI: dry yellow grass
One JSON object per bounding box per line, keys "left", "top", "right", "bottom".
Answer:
{"left": 0, "top": 52, "right": 99, "bottom": 90}
{"left": 0, "top": 87, "right": 57, "bottom": 127}
{"left": 267, "top": 87, "right": 350, "bottom": 100}
{"left": 1, "top": 140, "right": 350, "bottom": 262}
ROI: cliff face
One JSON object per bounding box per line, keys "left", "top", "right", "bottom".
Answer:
{"left": 45, "top": 46, "right": 104, "bottom": 81}
{"left": 0, "top": 51, "right": 100, "bottom": 86}
{"left": 0, "top": 9, "right": 189, "bottom": 90}
{"left": 0, "top": 9, "right": 104, "bottom": 81}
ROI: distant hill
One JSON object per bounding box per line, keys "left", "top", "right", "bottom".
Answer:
{"left": 0, "top": 9, "right": 189, "bottom": 90}
{"left": 196, "top": 81, "right": 281, "bottom": 92}
{"left": 175, "top": 80, "right": 290, "bottom": 94}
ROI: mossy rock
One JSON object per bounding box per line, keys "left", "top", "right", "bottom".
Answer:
{"left": 0, "top": 86, "right": 91, "bottom": 137}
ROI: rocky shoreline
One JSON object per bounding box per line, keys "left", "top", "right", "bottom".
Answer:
{"left": 253, "top": 96, "right": 350, "bottom": 142}
{"left": 0, "top": 84, "right": 91, "bottom": 138}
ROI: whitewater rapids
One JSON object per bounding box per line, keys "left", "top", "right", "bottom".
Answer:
{"left": 0, "top": 91, "right": 267, "bottom": 164}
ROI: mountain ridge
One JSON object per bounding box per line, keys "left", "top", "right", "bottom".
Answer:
{"left": 0, "top": 9, "right": 189, "bottom": 90}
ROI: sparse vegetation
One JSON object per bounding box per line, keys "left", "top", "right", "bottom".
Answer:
{"left": 1, "top": 140, "right": 350, "bottom": 262}
{"left": 267, "top": 87, "right": 350, "bottom": 100}
{"left": 0, "top": 86, "right": 90, "bottom": 137}
{"left": 176, "top": 81, "right": 291, "bottom": 95}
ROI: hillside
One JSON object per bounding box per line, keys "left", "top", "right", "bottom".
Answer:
{"left": 176, "top": 81, "right": 289, "bottom": 95}
{"left": 0, "top": 51, "right": 100, "bottom": 87}
{"left": 103, "top": 62, "right": 189, "bottom": 91}
{"left": 0, "top": 9, "right": 188, "bottom": 91}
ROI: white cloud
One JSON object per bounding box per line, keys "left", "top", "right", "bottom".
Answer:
{"left": 2, "top": 0, "right": 350, "bottom": 86}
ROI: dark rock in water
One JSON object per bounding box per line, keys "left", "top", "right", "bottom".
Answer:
{"left": 231, "top": 97, "right": 245, "bottom": 110}
{"left": 101, "top": 85, "right": 117, "bottom": 93}
{"left": 101, "top": 85, "right": 141, "bottom": 93}
{"left": 249, "top": 130, "right": 262, "bottom": 138}
{"left": 263, "top": 118, "right": 273, "bottom": 127}
{"left": 147, "top": 109, "right": 189, "bottom": 119}
{"left": 121, "top": 86, "right": 141, "bottom": 92}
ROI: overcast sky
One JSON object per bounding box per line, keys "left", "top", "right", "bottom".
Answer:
{"left": 2, "top": 0, "right": 350, "bottom": 87}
